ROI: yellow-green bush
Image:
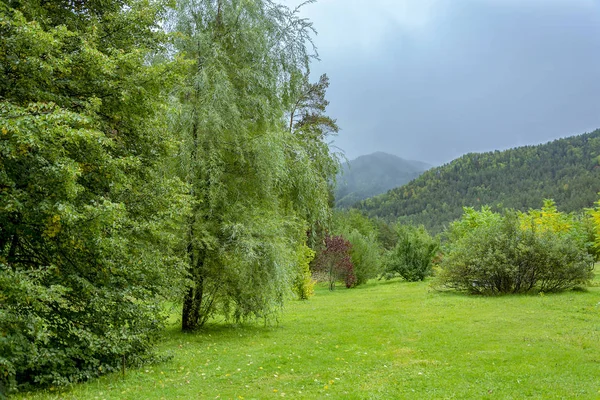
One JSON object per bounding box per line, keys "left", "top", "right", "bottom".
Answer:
{"left": 293, "top": 244, "right": 316, "bottom": 300}
{"left": 436, "top": 206, "right": 594, "bottom": 294}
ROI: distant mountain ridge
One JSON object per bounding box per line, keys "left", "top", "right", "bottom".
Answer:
{"left": 335, "top": 152, "right": 431, "bottom": 207}
{"left": 355, "top": 129, "right": 600, "bottom": 233}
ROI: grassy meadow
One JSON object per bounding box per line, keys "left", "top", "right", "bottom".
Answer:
{"left": 20, "top": 274, "right": 600, "bottom": 400}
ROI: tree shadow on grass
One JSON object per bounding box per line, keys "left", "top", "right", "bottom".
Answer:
{"left": 163, "top": 318, "right": 281, "bottom": 344}
{"left": 428, "top": 285, "right": 593, "bottom": 299}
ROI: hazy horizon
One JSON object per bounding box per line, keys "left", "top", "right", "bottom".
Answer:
{"left": 346, "top": 127, "right": 599, "bottom": 167}
{"left": 287, "top": 0, "right": 600, "bottom": 165}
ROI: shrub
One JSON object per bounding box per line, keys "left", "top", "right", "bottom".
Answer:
{"left": 345, "top": 229, "right": 382, "bottom": 285}
{"left": 436, "top": 208, "right": 594, "bottom": 294}
{"left": 585, "top": 198, "right": 600, "bottom": 260}
{"left": 293, "top": 244, "right": 316, "bottom": 300}
{"left": 0, "top": 263, "right": 172, "bottom": 394}
{"left": 383, "top": 225, "right": 439, "bottom": 282}
{"left": 332, "top": 210, "right": 383, "bottom": 285}
{"left": 313, "top": 235, "right": 356, "bottom": 290}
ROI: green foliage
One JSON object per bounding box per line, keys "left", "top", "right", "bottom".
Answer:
{"left": 520, "top": 199, "right": 574, "bottom": 233}
{"left": 0, "top": 0, "right": 188, "bottom": 392}
{"left": 345, "top": 230, "right": 382, "bottom": 285}
{"left": 519, "top": 199, "right": 597, "bottom": 259}
{"left": 436, "top": 207, "right": 594, "bottom": 294}
{"left": 171, "top": 0, "right": 338, "bottom": 330}
{"left": 585, "top": 196, "right": 600, "bottom": 260}
{"left": 373, "top": 217, "right": 398, "bottom": 250}
{"left": 445, "top": 206, "right": 502, "bottom": 242}
{"left": 332, "top": 210, "right": 383, "bottom": 285}
{"left": 288, "top": 73, "right": 341, "bottom": 189}
{"left": 580, "top": 213, "right": 600, "bottom": 261}
{"left": 293, "top": 244, "right": 316, "bottom": 300}
{"left": 1, "top": 0, "right": 340, "bottom": 392}
{"left": 357, "top": 130, "right": 600, "bottom": 233}
{"left": 383, "top": 225, "right": 439, "bottom": 282}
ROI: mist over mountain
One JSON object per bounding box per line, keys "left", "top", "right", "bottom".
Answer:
{"left": 335, "top": 152, "right": 431, "bottom": 207}
{"left": 355, "top": 129, "right": 600, "bottom": 233}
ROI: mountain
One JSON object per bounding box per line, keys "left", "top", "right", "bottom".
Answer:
{"left": 355, "top": 129, "right": 600, "bottom": 233}
{"left": 335, "top": 152, "right": 431, "bottom": 207}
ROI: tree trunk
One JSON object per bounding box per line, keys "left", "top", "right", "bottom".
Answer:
{"left": 182, "top": 210, "right": 206, "bottom": 331}
{"left": 182, "top": 274, "right": 204, "bottom": 331}
{"left": 182, "top": 219, "right": 206, "bottom": 331}
{"left": 182, "top": 72, "right": 204, "bottom": 332}
{"left": 181, "top": 288, "right": 196, "bottom": 331}
{"left": 7, "top": 231, "right": 19, "bottom": 267}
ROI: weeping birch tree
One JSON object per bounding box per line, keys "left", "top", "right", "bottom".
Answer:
{"left": 170, "top": 0, "right": 338, "bottom": 331}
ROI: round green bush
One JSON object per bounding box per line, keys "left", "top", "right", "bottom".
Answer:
{"left": 436, "top": 211, "right": 594, "bottom": 294}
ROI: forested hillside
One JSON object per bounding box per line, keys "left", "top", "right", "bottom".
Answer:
{"left": 335, "top": 152, "right": 430, "bottom": 207}
{"left": 357, "top": 130, "right": 600, "bottom": 232}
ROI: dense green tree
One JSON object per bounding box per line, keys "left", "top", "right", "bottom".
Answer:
{"left": 170, "top": 0, "right": 337, "bottom": 330}
{"left": 373, "top": 217, "right": 399, "bottom": 250}
{"left": 332, "top": 209, "right": 383, "bottom": 285}
{"left": 287, "top": 72, "right": 342, "bottom": 249}
{"left": 0, "top": 0, "right": 187, "bottom": 392}
{"left": 383, "top": 225, "right": 438, "bottom": 282}
{"left": 288, "top": 73, "right": 341, "bottom": 186}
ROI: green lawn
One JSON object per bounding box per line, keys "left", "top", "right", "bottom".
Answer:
{"left": 20, "top": 276, "right": 600, "bottom": 399}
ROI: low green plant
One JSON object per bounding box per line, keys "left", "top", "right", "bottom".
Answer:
{"left": 383, "top": 224, "right": 439, "bottom": 282}
{"left": 436, "top": 207, "right": 594, "bottom": 294}
{"left": 293, "top": 244, "right": 316, "bottom": 300}
{"left": 332, "top": 210, "right": 383, "bottom": 285}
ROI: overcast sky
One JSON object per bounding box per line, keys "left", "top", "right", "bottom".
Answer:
{"left": 287, "top": 0, "right": 600, "bottom": 165}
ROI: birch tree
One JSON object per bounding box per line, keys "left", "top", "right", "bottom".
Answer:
{"left": 171, "top": 0, "right": 338, "bottom": 330}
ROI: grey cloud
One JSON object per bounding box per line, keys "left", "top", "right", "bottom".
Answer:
{"left": 303, "top": 0, "right": 600, "bottom": 164}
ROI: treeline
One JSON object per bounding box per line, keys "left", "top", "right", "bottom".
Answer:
{"left": 310, "top": 209, "right": 435, "bottom": 291}
{"left": 0, "top": 0, "right": 340, "bottom": 393}
{"left": 324, "top": 200, "right": 598, "bottom": 296}
{"left": 356, "top": 130, "right": 600, "bottom": 233}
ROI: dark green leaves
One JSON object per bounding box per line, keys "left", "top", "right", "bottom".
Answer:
{"left": 1, "top": 0, "right": 187, "bottom": 392}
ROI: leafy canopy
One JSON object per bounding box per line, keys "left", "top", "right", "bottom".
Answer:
{"left": 0, "top": 0, "right": 188, "bottom": 392}
{"left": 171, "top": 0, "right": 338, "bottom": 330}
